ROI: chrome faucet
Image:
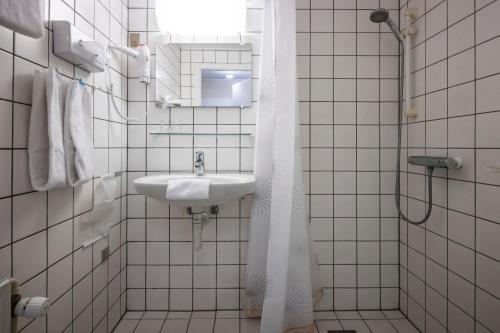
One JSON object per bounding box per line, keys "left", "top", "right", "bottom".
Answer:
{"left": 195, "top": 151, "right": 205, "bottom": 176}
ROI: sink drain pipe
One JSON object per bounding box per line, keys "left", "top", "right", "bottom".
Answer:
{"left": 187, "top": 206, "right": 218, "bottom": 251}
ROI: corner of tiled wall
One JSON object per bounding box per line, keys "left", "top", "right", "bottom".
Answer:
{"left": 0, "top": 0, "right": 129, "bottom": 331}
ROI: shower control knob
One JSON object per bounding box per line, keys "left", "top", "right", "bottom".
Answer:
{"left": 14, "top": 297, "right": 51, "bottom": 318}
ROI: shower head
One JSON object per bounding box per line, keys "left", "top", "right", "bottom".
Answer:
{"left": 369, "top": 8, "right": 389, "bottom": 23}
{"left": 369, "top": 8, "right": 404, "bottom": 44}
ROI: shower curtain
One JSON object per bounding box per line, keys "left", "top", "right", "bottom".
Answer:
{"left": 244, "top": 0, "right": 322, "bottom": 332}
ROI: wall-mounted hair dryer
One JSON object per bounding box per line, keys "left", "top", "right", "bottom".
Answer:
{"left": 136, "top": 44, "right": 151, "bottom": 84}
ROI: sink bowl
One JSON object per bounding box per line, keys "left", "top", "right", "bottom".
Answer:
{"left": 133, "top": 174, "right": 256, "bottom": 207}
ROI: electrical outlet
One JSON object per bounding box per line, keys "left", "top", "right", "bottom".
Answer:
{"left": 101, "top": 247, "right": 110, "bottom": 263}
{"left": 129, "top": 33, "right": 140, "bottom": 47}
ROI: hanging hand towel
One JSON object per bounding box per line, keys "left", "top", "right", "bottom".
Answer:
{"left": 64, "top": 80, "right": 93, "bottom": 187}
{"left": 28, "top": 68, "right": 68, "bottom": 191}
{"left": 166, "top": 179, "right": 211, "bottom": 200}
{"left": 0, "top": 0, "right": 45, "bottom": 38}
{"left": 91, "top": 174, "right": 117, "bottom": 237}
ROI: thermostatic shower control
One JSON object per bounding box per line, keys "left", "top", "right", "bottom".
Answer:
{"left": 408, "top": 156, "right": 463, "bottom": 169}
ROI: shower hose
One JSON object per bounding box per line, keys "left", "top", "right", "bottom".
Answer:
{"left": 394, "top": 43, "right": 434, "bottom": 225}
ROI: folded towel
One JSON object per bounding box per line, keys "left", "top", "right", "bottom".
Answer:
{"left": 0, "top": 0, "right": 44, "bottom": 38}
{"left": 166, "top": 178, "right": 211, "bottom": 200}
{"left": 28, "top": 68, "right": 68, "bottom": 191}
{"left": 64, "top": 80, "right": 93, "bottom": 187}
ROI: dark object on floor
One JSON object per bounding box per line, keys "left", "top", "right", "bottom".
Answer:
{"left": 328, "top": 331, "right": 356, "bottom": 333}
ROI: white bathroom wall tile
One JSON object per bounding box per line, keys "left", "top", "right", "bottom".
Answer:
{"left": 425, "top": 60, "right": 447, "bottom": 94}
{"left": 47, "top": 220, "right": 72, "bottom": 265}
{"left": 447, "top": 179, "right": 475, "bottom": 215}
{"left": 15, "top": 51, "right": 46, "bottom": 102}
{"left": 448, "top": 49, "right": 475, "bottom": 86}
{"left": 47, "top": 290, "right": 72, "bottom": 333}
{"left": 73, "top": 247, "right": 93, "bottom": 286}
{"left": 146, "top": 266, "right": 169, "bottom": 289}
{"left": 475, "top": 0, "right": 500, "bottom": 44}
{"left": 0, "top": 150, "right": 11, "bottom": 197}
{"left": 48, "top": 187, "right": 73, "bottom": 226}
{"left": 476, "top": 74, "right": 500, "bottom": 113}
{"left": 146, "top": 242, "right": 169, "bottom": 265}
{"left": 170, "top": 266, "right": 192, "bottom": 288}
{"left": 476, "top": 288, "right": 500, "bottom": 332}
{"left": 127, "top": 289, "right": 146, "bottom": 310}
{"left": 448, "top": 15, "right": 474, "bottom": 56}
{"left": 0, "top": 101, "right": 12, "bottom": 148}
{"left": 12, "top": 192, "right": 47, "bottom": 241}
{"left": 169, "top": 289, "right": 192, "bottom": 310}
{"left": 47, "top": 255, "right": 72, "bottom": 302}
{"left": 12, "top": 150, "right": 32, "bottom": 194}
{"left": 334, "top": 288, "right": 357, "bottom": 310}
{"left": 476, "top": 183, "right": 500, "bottom": 223}
{"left": 13, "top": 231, "right": 46, "bottom": 283}
{"left": 127, "top": 242, "right": 146, "bottom": 265}
{"left": 15, "top": 29, "right": 49, "bottom": 67}
{"left": 476, "top": 218, "right": 500, "bottom": 261}
{"left": 312, "top": 10, "right": 334, "bottom": 32}
{"left": 476, "top": 253, "right": 500, "bottom": 299}
{"left": 216, "top": 289, "right": 239, "bottom": 309}
{"left": 447, "top": 210, "right": 474, "bottom": 248}
{"left": 448, "top": 0, "right": 474, "bottom": 25}
{"left": 448, "top": 82, "right": 474, "bottom": 117}
{"left": 476, "top": 36, "right": 500, "bottom": 79}
{"left": 425, "top": 31, "right": 447, "bottom": 65}
{"left": 311, "top": 33, "right": 334, "bottom": 55}
{"left": 448, "top": 116, "right": 474, "bottom": 148}
{"left": 127, "top": 219, "right": 145, "bottom": 242}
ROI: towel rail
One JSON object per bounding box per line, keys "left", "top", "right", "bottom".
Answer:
{"left": 82, "top": 235, "right": 107, "bottom": 248}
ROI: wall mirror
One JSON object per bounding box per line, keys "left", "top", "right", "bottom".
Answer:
{"left": 153, "top": 41, "right": 253, "bottom": 108}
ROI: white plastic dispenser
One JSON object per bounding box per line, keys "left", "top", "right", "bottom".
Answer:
{"left": 53, "top": 21, "right": 106, "bottom": 73}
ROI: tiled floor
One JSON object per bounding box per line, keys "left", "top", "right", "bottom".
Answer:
{"left": 112, "top": 310, "right": 419, "bottom": 333}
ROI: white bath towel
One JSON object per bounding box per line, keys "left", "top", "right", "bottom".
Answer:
{"left": 0, "top": 0, "right": 44, "bottom": 38}
{"left": 64, "top": 80, "right": 93, "bottom": 187}
{"left": 28, "top": 68, "right": 68, "bottom": 191}
{"left": 166, "top": 178, "right": 211, "bottom": 200}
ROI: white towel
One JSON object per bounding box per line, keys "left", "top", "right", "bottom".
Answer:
{"left": 91, "top": 174, "right": 117, "bottom": 238}
{"left": 64, "top": 80, "right": 93, "bottom": 187}
{"left": 28, "top": 68, "right": 68, "bottom": 191}
{"left": 166, "top": 178, "right": 211, "bottom": 200}
{"left": 0, "top": 0, "right": 44, "bottom": 38}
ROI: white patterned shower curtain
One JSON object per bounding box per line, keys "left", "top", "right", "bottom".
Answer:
{"left": 244, "top": 0, "right": 322, "bottom": 332}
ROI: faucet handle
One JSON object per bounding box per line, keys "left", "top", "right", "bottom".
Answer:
{"left": 195, "top": 151, "right": 204, "bottom": 161}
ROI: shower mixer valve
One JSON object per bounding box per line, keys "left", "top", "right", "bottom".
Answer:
{"left": 408, "top": 156, "right": 463, "bottom": 170}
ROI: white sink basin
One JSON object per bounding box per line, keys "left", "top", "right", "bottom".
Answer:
{"left": 133, "top": 174, "right": 255, "bottom": 207}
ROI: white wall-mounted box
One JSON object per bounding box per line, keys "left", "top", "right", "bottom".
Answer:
{"left": 52, "top": 21, "right": 106, "bottom": 73}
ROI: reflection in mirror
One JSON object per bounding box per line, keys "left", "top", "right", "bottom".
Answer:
{"left": 201, "top": 70, "right": 252, "bottom": 107}
{"left": 153, "top": 42, "right": 252, "bottom": 108}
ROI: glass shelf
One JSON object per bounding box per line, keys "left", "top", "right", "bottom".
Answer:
{"left": 149, "top": 132, "right": 254, "bottom": 136}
